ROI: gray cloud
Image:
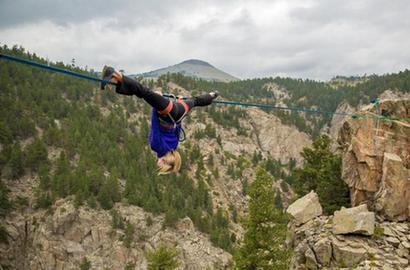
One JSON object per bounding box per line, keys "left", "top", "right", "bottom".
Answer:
{"left": 1, "top": 0, "right": 409, "bottom": 80}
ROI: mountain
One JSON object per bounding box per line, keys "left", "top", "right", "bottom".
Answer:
{"left": 138, "top": 59, "right": 239, "bottom": 82}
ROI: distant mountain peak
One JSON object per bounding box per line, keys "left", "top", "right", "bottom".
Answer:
{"left": 138, "top": 59, "right": 239, "bottom": 82}
{"left": 180, "top": 59, "right": 214, "bottom": 67}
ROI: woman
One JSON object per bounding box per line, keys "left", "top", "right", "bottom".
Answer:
{"left": 101, "top": 66, "right": 218, "bottom": 175}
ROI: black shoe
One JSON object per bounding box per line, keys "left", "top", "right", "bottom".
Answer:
{"left": 210, "top": 91, "right": 219, "bottom": 99}
{"left": 100, "top": 65, "right": 115, "bottom": 90}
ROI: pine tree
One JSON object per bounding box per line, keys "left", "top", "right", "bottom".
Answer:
{"left": 97, "top": 180, "right": 113, "bottom": 210}
{"left": 0, "top": 121, "right": 12, "bottom": 144}
{"left": 53, "top": 152, "right": 71, "bottom": 197}
{"left": 164, "top": 207, "right": 179, "bottom": 228}
{"left": 274, "top": 191, "right": 283, "bottom": 209}
{"left": 147, "top": 245, "right": 180, "bottom": 270}
{"left": 123, "top": 221, "right": 135, "bottom": 248}
{"left": 38, "top": 165, "right": 50, "bottom": 190}
{"left": 234, "top": 167, "right": 290, "bottom": 269}
{"left": 25, "top": 138, "right": 48, "bottom": 172}
{"left": 8, "top": 143, "right": 24, "bottom": 179}
{"left": 292, "top": 134, "right": 350, "bottom": 214}
{"left": 0, "top": 179, "right": 12, "bottom": 217}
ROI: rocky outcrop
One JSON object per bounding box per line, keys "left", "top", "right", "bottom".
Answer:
{"left": 329, "top": 101, "right": 355, "bottom": 148}
{"left": 333, "top": 204, "right": 375, "bottom": 236}
{"left": 0, "top": 199, "right": 231, "bottom": 270}
{"left": 247, "top": 108, "right": 312, "bottom": 165}
{"left": 286, "top": 191, "right": 323, "bottom": 226}
{"left": 338, "top": 99, "right": 410, "bottom": 221}
{"left": 209, "top": 107, "right": 312, "bottom": 166}
{"left": 375, "top": 152, "right": 410, "bottom": 221}
{"left": 287, "top": 198, "right": 410, "bottom": 269}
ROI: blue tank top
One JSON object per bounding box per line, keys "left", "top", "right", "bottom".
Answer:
{"left": 149, "top": 109, "right": 181, "bottom": 157}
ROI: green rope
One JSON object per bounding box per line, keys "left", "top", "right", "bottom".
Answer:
{"left": 1, "top": 53, "right": 409, "bottom": 123}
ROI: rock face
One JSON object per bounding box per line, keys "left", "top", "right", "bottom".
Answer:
{"left": 287, "top": 205, "right": 410, "bottom": 269}
{"left": 210, "top": 107, "right": 311, "bottom": 166}
{"left": 338, "top": 99, "right": 410, "bottom": 221}
{"left": 329, "top": 101, "right": 356, "bottom": 148}
{"left": 247, "top": 108, "right": 312, "bottom": 165}
{"left": 333, "top": 204, "right": 375, "bottom": 236}
{"left": 0, "top": 200, "right": 231, "bottom": 270}
{"left": 331, "top": 237, "right": 368, "bottom": 268}
{"left": 312, "top": 238, "right": 332, "bottom": 266}
{"left": 376, "top": 152, "right": 410, "bottom": 221}
{"left": 286, "top": 191, "right": 323, "bottom": 226}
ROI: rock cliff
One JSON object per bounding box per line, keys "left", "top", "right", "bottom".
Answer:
{"left": 0, "top": 198, "right": 231, "bottom": 270}
{"left": 288, "top": 98, "right": 410, "bottom": 269}
{"left": 287, "top": 192, "right": 410, "bottom": 270}
{"left": 338, "top": 99, "right": 410, "bottom": 221}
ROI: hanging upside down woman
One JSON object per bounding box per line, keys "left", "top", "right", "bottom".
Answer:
{"left": 100, "top": 66, "right": 218, "bottom": 175}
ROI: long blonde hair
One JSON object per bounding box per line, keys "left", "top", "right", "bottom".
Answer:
{"left": 158, "top": 150, "right": 181, "bottom": 175}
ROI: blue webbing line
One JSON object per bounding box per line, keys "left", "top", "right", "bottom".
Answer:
{"left": 0, "top": 53, "right": 115, "bottom": 86}
{"left": 163, "top": 94, "right": 353, "bottom": 116}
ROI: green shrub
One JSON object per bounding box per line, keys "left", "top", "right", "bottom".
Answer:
{"left": 0, "top": 225, "right": 9, "bottom": 244}
{"left": 373, "top": 226, "right": 384, "bottom": 239}
{"left": 147, "top": 245, "right": 180, "bottom": 270}
{"left": 80, "top": 257, "right": 91, "bottom": 270}
{"left": 123, "top": 222, "right": 135, "bottom": 248}
{"left": 111, "top": 209, "right": 125, "bottom": 230}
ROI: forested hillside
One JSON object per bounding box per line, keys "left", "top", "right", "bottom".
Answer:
{"left": 0, "top": 45, "right": 297, "bottom": 269}
{"left": 153, "top": 68, "right": 410, "bottom": 137}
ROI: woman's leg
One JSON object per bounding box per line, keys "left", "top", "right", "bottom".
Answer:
{"left": 108, "top": 69, "right": 217, "bottom": 120}
{"left": 184, "top": 93, "right": 216, "bottom": 109}
{"left": 115, "top": 75, "right": 170, "bottom": 111}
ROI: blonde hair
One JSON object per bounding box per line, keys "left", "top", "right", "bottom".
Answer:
{"left": 158, "top": 150, "right": 181, "bottom": 175}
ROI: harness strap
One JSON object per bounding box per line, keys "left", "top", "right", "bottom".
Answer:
{"left": 157, "top": 96, "right": 190, "bottom": 142}
{"left": 158, "top": 101, "right": 173, "bottom": 116}
{"left": 175, "top": 97, "right": 190, "bottom": 123}
{"left": 159, "top": 118, "right": 177, "bottom": 129}
{"left": 178, "top": 98, "right": 190, "bottom": 113}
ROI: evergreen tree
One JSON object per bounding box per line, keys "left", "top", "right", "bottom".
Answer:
{"left": 53, "top": 152, "right": 71, "bottom": 197}
{"left": 8, "top": 143, "right": 24, "bottom": 179}
{"left": 274, "top": 191, "right": 283, "bottom": 209}
{"left": 25, "top": 138, "right": 48, "bottom": 172}
{"left": 234, "top": 168, "right": 290, "bottom": 269}
{"left": 38, "top": 165, "right": 51, "bottom": 190}
{"left": 164, "top": 207, "right": 179, "bottom": 228}
{"left": 292, "top": 134, "right": 350, "bottom": 214}
{"left": 0, "top": 179, "right": 12, "bottom": 217}
{"left": 0, "top": 225, "right": 9, "bottom": 244}
{"left": 0, "top": 121, "right": 12, "bottom": 144}
{"left": 123, "top": 221, "right": 135, "bottom": 248}
{"left": 111, "top": 209, "right": 125, "bottom": 230}
{"left": 147, "top": 245, "right": 180, "bottom": 270}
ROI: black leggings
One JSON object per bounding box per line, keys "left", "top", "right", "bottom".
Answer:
{"left": 116, "top": 76, "right": 214, "bottom": 121}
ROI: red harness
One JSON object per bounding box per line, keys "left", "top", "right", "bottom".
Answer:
{"left": 157, "top": 97, "right": 188, "bottom": 142}
{"left": 158, "top": 97, "right": 190, "bottom": 123}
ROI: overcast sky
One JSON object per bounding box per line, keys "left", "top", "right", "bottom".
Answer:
{"left": 1, "top": 0, "right": 409, "bottom": 80}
